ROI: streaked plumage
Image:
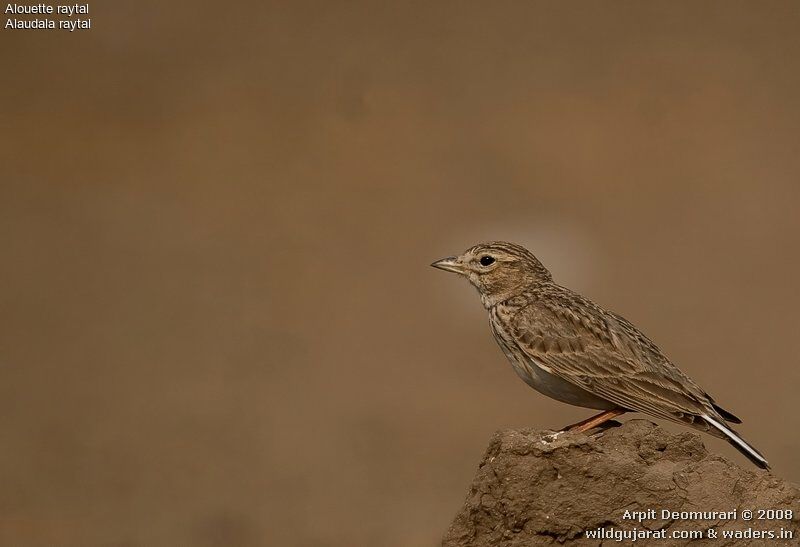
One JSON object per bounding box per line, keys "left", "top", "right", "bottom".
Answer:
{"left": 432, "top": 241, "right": 769, "bottom": 469}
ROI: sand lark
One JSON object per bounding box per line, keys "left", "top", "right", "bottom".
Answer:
{"left": 432, "top": 241, "right": 769, "bottom": 469}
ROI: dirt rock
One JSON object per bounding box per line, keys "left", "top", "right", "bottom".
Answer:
{"left": 443, "top": 420, "right": 799, "bottom": 546}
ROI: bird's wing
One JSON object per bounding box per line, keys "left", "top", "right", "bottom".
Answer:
{"left": 506, "top": 290, "right": 721, "bottom": 427}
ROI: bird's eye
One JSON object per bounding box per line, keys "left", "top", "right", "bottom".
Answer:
{"left": 479, "top": 255, "right": 495, "bottom": 266}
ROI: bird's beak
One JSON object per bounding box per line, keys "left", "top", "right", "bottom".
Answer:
{"left": 431, "top": 256, "right": 465, "bottom": 274}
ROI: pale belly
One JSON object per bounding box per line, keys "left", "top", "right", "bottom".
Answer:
{"left": 491, "top": 327, "right": 617, "bottom": 410}
{"left": 508, "top": 356, "right": 618, "bottom": 410}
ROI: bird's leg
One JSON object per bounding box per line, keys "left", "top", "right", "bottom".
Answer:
{"left": 560, "top": 409, "right": 627, "bottom": 433}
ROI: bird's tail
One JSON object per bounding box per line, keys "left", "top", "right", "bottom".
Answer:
{"left": 704, "top": 415, "right": 770, "bottom": 470}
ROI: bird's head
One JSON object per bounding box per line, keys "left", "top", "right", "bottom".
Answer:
{"left": 431, "top": 241, "right": 552, "bottom": 306}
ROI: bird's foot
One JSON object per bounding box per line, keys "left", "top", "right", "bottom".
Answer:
{"left": 560, "top": 409, "right": 627, "bottom": 433}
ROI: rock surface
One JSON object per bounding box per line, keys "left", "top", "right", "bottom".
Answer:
{"left": 443, "top": 420, "right": 799, "bottom": 546}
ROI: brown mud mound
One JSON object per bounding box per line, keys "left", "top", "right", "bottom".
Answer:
{"left": 443, "top": 420, "right": 799, "bottom": 546}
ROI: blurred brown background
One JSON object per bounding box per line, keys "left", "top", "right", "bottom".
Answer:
{"left": 2, "top": 1, "right": 799, "bottom": 545}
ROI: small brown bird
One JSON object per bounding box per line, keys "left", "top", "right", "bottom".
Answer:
{"left": 432, "top": 241, "right": 769, "bottom": 469}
